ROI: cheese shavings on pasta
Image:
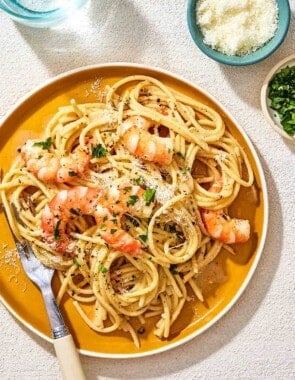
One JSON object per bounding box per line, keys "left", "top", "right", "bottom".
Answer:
{"left": 0, "top": 75, "right": 254, "bottom": 348}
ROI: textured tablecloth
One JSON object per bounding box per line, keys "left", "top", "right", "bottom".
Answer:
{"left": 0, "top": 1, "right": 294, "bottom": 379}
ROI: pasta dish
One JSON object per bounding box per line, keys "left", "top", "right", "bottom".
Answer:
{"left": 0, "top": 75, "right": 254, "bottom": 347}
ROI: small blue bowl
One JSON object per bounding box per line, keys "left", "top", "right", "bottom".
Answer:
{"left": 187, "top": 0, "right": 291, "bottom": 66}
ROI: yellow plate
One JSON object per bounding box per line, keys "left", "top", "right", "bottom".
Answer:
{"left": 0, "top": 63, "right": 268, "bottom": 358}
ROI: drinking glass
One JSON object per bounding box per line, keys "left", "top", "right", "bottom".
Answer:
{"left": 0, "top": 0, "right": 88, "bottom": 27}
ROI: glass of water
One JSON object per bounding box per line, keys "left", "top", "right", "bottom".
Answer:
{"left": 0, "top": 0, "right": 88, "bottom": 27}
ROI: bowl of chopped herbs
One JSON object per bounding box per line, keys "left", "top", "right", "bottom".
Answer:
{"left": 261, "top": 54, "right": 295, "bottom": 141}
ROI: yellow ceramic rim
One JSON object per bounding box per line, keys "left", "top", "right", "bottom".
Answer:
{"left": 0, "top": 63, "right": 269, "bottom": 358}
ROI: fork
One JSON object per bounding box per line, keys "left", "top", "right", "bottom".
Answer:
{"left": 3, "top": 205, "right": 86, "bottom": 380}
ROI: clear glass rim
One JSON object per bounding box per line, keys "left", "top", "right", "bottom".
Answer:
{"left": 0, "top": 0, "right": 86, "bottom": 22}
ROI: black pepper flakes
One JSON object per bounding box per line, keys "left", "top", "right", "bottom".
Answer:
{"left": 137, "top": 326, "right": 145, "bottom": 334}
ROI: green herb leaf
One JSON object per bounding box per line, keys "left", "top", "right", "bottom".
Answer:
{"left": 98, "top": 264, "right": 108, "bottom": 273}
{"left": 139, "top": 234, "right": 148, "bottom": 242}
{"left": 132, "top": 176, "right": 144, "bottom": 185}
{"left": 91, "top": 143, "right": 108, "bottom": 158}
{"left": 127, "top": 195, "right": 139, "bottom": 206}
{"left": 110, "top": 229, "right": 117, "bottom": 234}
{"left": 33, "top": 137, "right": 52, "bottom": 150}
{"left": 176, "top": 151, "right": 185, "bottom": 159}
{"left": 143, "top": 188, "right": 156, "bottom": 206}
{"left": 68, "top": 171, "right": 77, "bottom": 177}
{"left": 54, "top": 220, "right": 61, "bottom": 241}
{"left": 182, "top": 166, "right": 190, "bottom": 174}
{"left": 268, "top": 65, "right": 295, "bottom": 136}
{"left": 73, "top": 257, "right": 81, "bottom": 267}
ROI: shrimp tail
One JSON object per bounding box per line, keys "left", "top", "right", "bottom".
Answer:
{"left": 41, "top": 204, "right": 74, "bottom": 255}
{"left": 201, "top": 209, "right": 250, "bottom": 244}
{"left": 121, "top": 116, "right": 173, "bottom": 165}
{"left": 41, "top": 185, "right": 150, "bottom": 255}
{"left": 100, "top": 229, "right": 142, "bottom": 254}
{"left": 21, "top": 140, "right": 90, "bottom": 183}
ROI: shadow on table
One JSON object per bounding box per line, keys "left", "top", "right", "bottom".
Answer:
{"left": 10, "top": 1, "right": 287, "bottom": 377}
{"left": 276, "top": 135, "right": 295, "bottom": 155}
{"left": 83, "top": 149, "right": 281, "bottom": 380}
{"left": 14, "top": 0, "right": 163, "bottom": 75}
{"left": 14, "top": 147, "right": 282, "bottom": 379}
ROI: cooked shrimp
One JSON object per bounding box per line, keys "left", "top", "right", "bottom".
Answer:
{"left": 41, "top": 185, "right": 154, "bottom": 255}
{"left": 121, "top": 116, "right": 173, "bottom": 165}
{"left": 201, "top": 209, "right": 250, "bottom": 244}
{"left": 201, "top": 176, "right": 250, "bottom": 244}
{"left": 21, "top": 139, "right": 90, "bottom": 183}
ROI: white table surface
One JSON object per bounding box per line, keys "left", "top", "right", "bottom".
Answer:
{"left": 0, "top": 1, "right": 294, "bottom": 379}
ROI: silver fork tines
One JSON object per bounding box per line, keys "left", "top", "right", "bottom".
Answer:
{"left": 2, "top": 204, "right": 86, "bottom": 379}
{"left": 3, "top": 203, "right": 68, "bottom": 339}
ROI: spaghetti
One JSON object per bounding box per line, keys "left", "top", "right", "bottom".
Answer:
{"left": 0, "top": 75, "right": 254, "bottom": 347}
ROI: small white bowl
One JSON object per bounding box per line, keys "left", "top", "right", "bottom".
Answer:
{"left": 261, "top": 54, "right": 295, "bottom": 142}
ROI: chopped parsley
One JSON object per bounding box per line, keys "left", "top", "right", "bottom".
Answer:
{"left": 143, "top": 188, "right": 156, "bottom": 205}
{"left": 176, "top": 151, "right": 185, "bottom": 159}
{"left": 182, "top": 166, "right": 190, "bottom": 174}
{"left": 98, "top": 264, "right": 108, "bottom": 273}
{"left": 132, "top": 176, "right": 144, "bottom": 185}
{"left": 268, "top": 65, "right": 295, "bottom": 136}
{"left": 54, "top": 219, "right": 61, "bottom": 241}
{"left": 91, "top": 143, "right": 108, "bottom": 158}
{"left": 68, "top": 171, "right": 77, "bottom": 177}
{"left": 33, "top": 137, "right": 52, "bottom": 150}
{"left": 139, "top": 234, "right": 148, "bottom": 242}
{"left": 110, "top": 229, "right": 117, "bottom": 234}
{"left": 127, "top": 195, "right": 139, "bottom": 206}
{"left": 73, "top": 257, "right": 81, "bottom": 267}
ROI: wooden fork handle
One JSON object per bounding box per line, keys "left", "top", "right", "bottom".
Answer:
{"left": 53, "top": 334, "right": 86, "bottom": 380}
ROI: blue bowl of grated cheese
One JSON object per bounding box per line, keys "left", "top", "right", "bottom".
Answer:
{"left": 187, "top": 0, "right": 291, "bottom": 66}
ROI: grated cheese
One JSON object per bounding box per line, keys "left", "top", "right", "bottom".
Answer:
{"left": 0, "top": 243, "right": 18, "bottom": 268}
{"left": 196, "top": 0, "right": 278, "bottom": 56}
